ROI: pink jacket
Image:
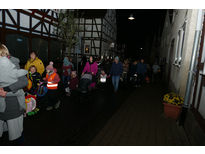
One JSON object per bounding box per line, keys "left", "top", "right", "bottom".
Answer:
{"left": 82, "top": 62, "right": 98, "bottom": 76}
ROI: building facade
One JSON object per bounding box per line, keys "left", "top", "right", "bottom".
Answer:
{"left": 0, "top": 9, "right": 117, "bottom": 65}
{"left": 72, "top": 9, "right": 117, "bottom": 58}
{"left": 160, "top": 9, "right": 205, "bottom": 138}
{"left": 0, "top": 9, "right": 61, "bottom": 64}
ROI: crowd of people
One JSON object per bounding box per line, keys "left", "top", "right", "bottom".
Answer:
{"left": 0, "top": 43, "right": 162, "bottom": 145}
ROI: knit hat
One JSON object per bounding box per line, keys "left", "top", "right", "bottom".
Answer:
{"left": 46, "top": 61, "right": 54, "bottom": 71}
{"left": 115, "top": 56, "right": 119, "bottom": 61}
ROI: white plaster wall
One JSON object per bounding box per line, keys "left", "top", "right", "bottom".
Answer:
{"left": 178, "top": 10, "right": 198, "bottom": 96}
{"left": 20, "top": 13, "right": 30, "bottom": 28}
{"left": 5, "top": 10, "right": 17, "bottom": 25}
{"left": 160, "top": 9, "right": 199, "bottom": 97}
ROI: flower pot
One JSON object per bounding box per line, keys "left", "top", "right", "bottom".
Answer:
{"left": 163, "top": 103, "right": 182, "bottom": 120}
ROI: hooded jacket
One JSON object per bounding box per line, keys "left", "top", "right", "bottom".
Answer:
{"left": 0, "top": 56, "right": 28, "bottom": 120}
{"left": 62, "top": 57, "right": 74, "bottom": 76}
{"left": 110, "top": 62, "right": 123, "bottom": 76}
{"left": 0, "top": 57, "right": 27, "bottom": 112}
{"left": 24, "top": 57, "right": 45, "bottom": 75}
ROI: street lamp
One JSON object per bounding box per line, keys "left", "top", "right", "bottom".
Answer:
{"left": 128, "top": 14, "right": 135, "bottom": 20}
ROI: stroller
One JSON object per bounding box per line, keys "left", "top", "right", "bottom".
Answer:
{"left": 76, "top": 73, "right": 92, "bottom": 103}
{"left": 78, "top": 73, "right": 92, "bottom": 94}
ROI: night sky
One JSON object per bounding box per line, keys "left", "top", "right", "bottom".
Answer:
{"left": 116, "top": 9, "right": 166, "bottom": 60}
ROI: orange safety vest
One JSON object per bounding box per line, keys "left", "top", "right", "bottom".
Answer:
{"left": 46, "top": 73, "right": 58, "bottom": 90}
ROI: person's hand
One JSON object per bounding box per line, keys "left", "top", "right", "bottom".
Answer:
{"left": 91, "top": 72, "right": 94, "bottom": 75}
{"left": 0, "top": 88, "right": 7, "bottom": 97}
{"left": 81, "top": 72, "right": 84, "bottom": 76}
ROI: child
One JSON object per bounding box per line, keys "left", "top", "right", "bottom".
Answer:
{"left": 27, "top": 65, "right": 41, "bottom": 95}
{"left": 99, "top": 69, "right": 108, "bottom": 83}
{"left": 62, "top": 57, "right": 74, "bottom": 86}
{"left": 44, "top": 62, "right": 61, "bottom": 111}
{"left": 98, "top": 69, "right": 110, "bottom": 90}
{"left": 65, "top": 71, "right": 79, "bottom": 96}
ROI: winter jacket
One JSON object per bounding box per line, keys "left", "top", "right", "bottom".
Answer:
{"left": 137, "top": 63, "right": 147, "bottom": 75}
{"left": 82, "top": 62, "right": 98, "bottom": 76}
{"left": 27, "top": 71, "right": 42, "bottom": 94}
{"left": 24, "top": 57, "right": 45, "bottom": 75}
{"left": 110, "top": 62, "right": 123, "bottom": 76}
{"left": 0, "top": 56, "right": 27, "bottom": 112}
{"left": 44, "top": 69, "right": 60, "bottom": 90}
{"left": 28, "top": 71, "right": 41, "bottom": 86}
{"left": 62, "top": 57, "right": 74, "bottom": 76}
{"left": 0, "top": 57, "right": 28, "bottom": 120}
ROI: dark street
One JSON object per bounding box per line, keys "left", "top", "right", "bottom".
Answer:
{"left": 23, "top": 83, "right": 132, "bottom": 145}
{"left": 1, "top": 82, "right": 199, "bottom": 146}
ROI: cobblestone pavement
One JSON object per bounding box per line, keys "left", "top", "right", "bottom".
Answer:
{"left": 89, "top": 84, "right": 191, "bottom": 146}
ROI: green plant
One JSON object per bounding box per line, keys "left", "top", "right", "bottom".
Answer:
{"left": 54, "top": 10, "right": 80, "bottom": 56}
{"left": 163, "top": 92, "right": 184, "bottom": 106}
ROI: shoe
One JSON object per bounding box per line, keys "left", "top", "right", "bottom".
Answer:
{"left": 54, "top": 101, "right": 61, "bottom": 109}
{"left": 46, "top": 106, "right": 53, "bottom": 111}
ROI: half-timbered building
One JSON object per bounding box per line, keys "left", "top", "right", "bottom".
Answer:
{"left": 0, "top": 9, "right": 61, "bottom": 64}
{"left": 73, "top": 9, "right": 117, "bottom": 58}
{"left": 0, "top": 9, "right": 117, "bottom": 65}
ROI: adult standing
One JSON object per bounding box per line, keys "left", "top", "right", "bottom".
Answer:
{"left": 137, "top": 58, "right": 147, "bottom": 86}
{"left": 0, "top": 44, "right": 28, "bottom": 145}
{"left": 152, "top": 62, "right": 161, "bottom": 83}
{"left": 82, "top": 56, "right": 98, "bottom": 89}
{"left": 122, "top": 59, "right": 129, "bottom": 82}
{"left": 110, "top": 56, "right": 123, "bottom": 92}
{"left": 24, "top": 51, "right": 45, "bottom": 75}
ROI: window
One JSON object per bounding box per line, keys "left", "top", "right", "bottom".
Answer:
{"left": 174, "top": 25, "right": 186, "bottom": 66}
{"left": 6, "top": 34, "right": 29, "bottom": 64}
{"left": 84, "top": 45, "right": 90, "bottom": 54}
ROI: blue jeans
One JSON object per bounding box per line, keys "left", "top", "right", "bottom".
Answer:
{"left": 112, "top": 75, "right": 120, "bottom": 92}
{"left": 62, "top": 75, "right": 70, "bottom": 87}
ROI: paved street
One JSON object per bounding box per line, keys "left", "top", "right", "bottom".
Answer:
{"left": 90, "top": 83, "right": 190, "bottom": 146}
{"left": 0, "top": 82, "right": 194, "bottom": 146}
{"left": 22, "top": 83, "right": 132, "bottom": 145}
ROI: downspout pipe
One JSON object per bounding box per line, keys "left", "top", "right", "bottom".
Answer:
{"left": 184, "top": 9, "right": 203, "bottom": 108}
{"left": 179, "top": 9, "right": 204, "bottom": 125}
